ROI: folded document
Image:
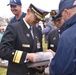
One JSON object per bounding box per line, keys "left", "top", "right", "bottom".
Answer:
{"left": 26, "top": 52, "right": 53, "bottom": 67}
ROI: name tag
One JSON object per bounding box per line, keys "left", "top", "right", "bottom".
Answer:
{"left": 22, "top": 44, "right": 30, "bottom": 48}
{"left": 50, "top": 44, "right": 54, "bottom": 47}
{"left": 37, "top": 42, "right": 41, "bottom": 49}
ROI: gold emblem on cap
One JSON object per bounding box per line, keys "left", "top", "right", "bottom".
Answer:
{"left": 31, "top": 7, "right": 46, "bottom": 20}
{"left": 50, "top": 10, "right": 57, "bottom": 17}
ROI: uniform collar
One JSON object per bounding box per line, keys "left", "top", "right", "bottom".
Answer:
{"left": 23, "top": 18, "right": 30, "bottom": 29}
{"left": 60, "top": 14, "right": 76, "bottom": 34}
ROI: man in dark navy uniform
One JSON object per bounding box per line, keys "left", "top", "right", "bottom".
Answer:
{"left": 42, "top": 18, "right": 52, "bottom": 43}
{"left": 7, "top": 0, "right": 26, "bottom": 23}
{"left": 0, "top": 3, "right": 48, "bottom": 75}
{"left": 48, "top": 10, "right": 64, "bottom": 52}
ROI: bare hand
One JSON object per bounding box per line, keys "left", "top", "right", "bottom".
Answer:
{"left": 26, "top": 53, "right": 41, "bottom": 62}
{"left": 45, "top": 49, "right": 56, "bottom": 57}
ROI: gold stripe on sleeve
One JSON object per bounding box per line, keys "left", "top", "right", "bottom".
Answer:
{"left": 13, "top": 50, "right": 23, "bottom": 63}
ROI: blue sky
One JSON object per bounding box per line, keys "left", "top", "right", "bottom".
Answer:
{"left": 0, "top": 0, "right": 60, "bottom": 18}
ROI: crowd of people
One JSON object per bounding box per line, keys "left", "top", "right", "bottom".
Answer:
{"left": 0, "top": 0, "right": 76, "bottom": 75}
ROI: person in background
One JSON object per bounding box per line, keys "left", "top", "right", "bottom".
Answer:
{"left": 42, "top": 18, "right": 52, "bottom": 43}
{"left": 36, "top": 22, "right": 42, "bottom": 31}
{"left": 47, "top": 0, "right": 76, "bottom": 74}
{"left": 0, "top": 27, "right": 8, "bottom": 66}
{"left": 48, "top": 10, "right": 64, "bottom": 52}
{"left": 5, "top": 18, "right": 10, "bottom": 24}
{"left": 0, "top": 3, "right": 48, "bottom": 75}
{"left": 7, "top": 0, "right": 26, "bottom": 23}
{"left": 0, "top": 27, "right": 4, "bottom": 43}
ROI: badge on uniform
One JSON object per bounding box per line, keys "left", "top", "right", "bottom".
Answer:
{"left": 36, "top": 36, "right": 41, "bottom": 49}
{"left": 22, "top": 44, "right": 30, "bottom": 48}
{"left": 37, "top": 42, "right": 41, "bottom": 49}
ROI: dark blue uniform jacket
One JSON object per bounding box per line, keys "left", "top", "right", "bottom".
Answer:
{"left": 10, "top": 12, "right": 26, "bottom": 23}
{"left": 50, "top": 14, "right": 76, "bottom": 75}
{"left": 0, "top": 19, "right": 43, "bottom": 75}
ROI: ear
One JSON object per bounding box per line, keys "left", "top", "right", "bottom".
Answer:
{"left": 27, "top": 8, "right": 31, "bottom": 14}
{"left": 19, "top": 5, "right": 22, "bottom": 9}
{"left": 64, "top": 9, "right": 70, "bottom": 16}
